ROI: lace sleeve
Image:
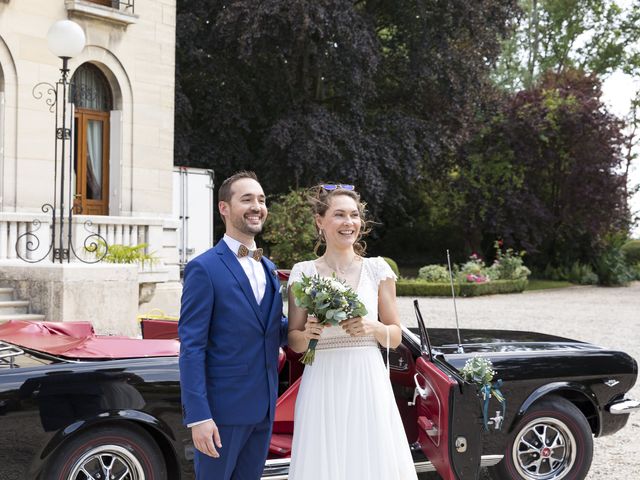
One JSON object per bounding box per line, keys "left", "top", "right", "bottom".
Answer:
{"left": 374, "top": 257, "right": 397, "bottom": 285}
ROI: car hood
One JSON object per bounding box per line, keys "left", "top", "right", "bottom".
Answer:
{"left": 422, "top": 328, "right": 601, "bottom": 354}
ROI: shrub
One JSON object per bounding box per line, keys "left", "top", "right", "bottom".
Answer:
{"left": 593, "top": 245, "right": 633, "bottom": 286}
{"left": 459, "top": 253, "right": 487, "bottom": 276}
{"left": 621, "top": 240, "right": 640, "bottom": 265}
{"left": 262, "top": 189, "right": 317, "bottom": 268}
{"left": 92, "top": 241, "right": 157, "bottom": 268}
{"left": 566, "top": 262, "right": 599, "bottom": 285}
{"left": 542, "top": 262, "right": 598, "bottom": 285}
{"left": 489, "top": 240, "right": 531, "bottom": 280}
{"left": 383, "top": 257, "right": 400, "bottom": 277}
{"left": 397, "top": 280, "right": 456, "bottom": 297}
{"left": 463, "top": 273, "right": 489, "bottom": 283}
{"left": 396, "top": 278, "right": 526, "bottom": 297}
{"left": 632, "top": 263, "right": 640, "bottom": 281}
{"left": 417, "top": 264, "right": 450, "bottom": 283}
{"left": 543, "top": 263, "right": 564, "bottom": 281}
{"left": 459, "top": 279, "right": 528, "bottom": 297}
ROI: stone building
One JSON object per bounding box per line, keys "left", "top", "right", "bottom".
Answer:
{"left": 0, "top": 1, "right": 181, "bottom": 335}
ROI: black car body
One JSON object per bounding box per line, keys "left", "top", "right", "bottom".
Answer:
{"left": 0, "top": 317, "right": 637, "bottom": 480}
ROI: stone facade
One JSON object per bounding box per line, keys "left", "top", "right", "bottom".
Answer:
{"left": 0, "top": 0, "right": 176, "bottom": 217}
{"left": 0, "top": 1, "right": 182, "bottom": 332}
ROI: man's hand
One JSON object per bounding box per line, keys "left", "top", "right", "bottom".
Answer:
{"left": 192, "top": 419, "right": 222, "bottom": 458}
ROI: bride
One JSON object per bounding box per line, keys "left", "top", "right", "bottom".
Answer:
{"left": 287, "top": 184, "right": 418, "bottom": 480}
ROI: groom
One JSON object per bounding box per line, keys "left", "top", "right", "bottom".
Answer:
{"left": 179, "top": 171, "right": 287, "bottom": 480}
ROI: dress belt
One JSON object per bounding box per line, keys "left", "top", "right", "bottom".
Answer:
{"left": 315, "top": 335, "right": 378, "bottom": 350}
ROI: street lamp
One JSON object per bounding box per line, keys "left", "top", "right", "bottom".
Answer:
{"left": 47, "top": 20, "right": 86, "bottom": 60}
{"left": 16, "top": 20, "right": 107, "bottom": 263}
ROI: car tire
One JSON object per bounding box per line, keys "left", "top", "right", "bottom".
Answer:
{"left": 42, "top": 423, "right": 167, "bottom": 480}
{"left": 489, "top": 396, "right": 593, "bottom": 480}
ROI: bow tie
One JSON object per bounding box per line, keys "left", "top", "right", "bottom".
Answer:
{"left": 237, "top": 244, "right": 263, "bottom": 262}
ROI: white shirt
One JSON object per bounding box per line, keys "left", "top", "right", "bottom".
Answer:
{"left": 222, "top": 234, "right": 267, "bottom": 304}
{"left": 187, "top": 234, "right": 266, "bottom": 428}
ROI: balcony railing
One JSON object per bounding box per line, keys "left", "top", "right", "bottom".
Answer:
{"left": 0, "top": 213, "right": 175, "bottom": 263}
{"left": 65, "top": 0, "right": 137, "bottom": 25}
{"left": 87, "top": 0, "right": 134, "bottom": 14}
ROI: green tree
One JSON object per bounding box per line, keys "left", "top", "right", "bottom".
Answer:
{"left": 175, "top": 0, "right": 518, "bottom": 217}
{"left": 494, "top": 0, "right": 640, "bottom": 90}
{"left": 262, "top": 189, "right": 317, "bottom": 268}
{"left": 454, "top": 70, "right": 628, "bottom": 267}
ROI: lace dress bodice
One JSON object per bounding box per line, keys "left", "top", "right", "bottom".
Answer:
{"left": 288, "top": 257, "right": 397, "bottom": 350}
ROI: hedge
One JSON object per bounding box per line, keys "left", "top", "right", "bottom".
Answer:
{"left": 397, "top": 279, "right": 528, "bottom": 297}
{"left": 396, "top": 281, "right": 455, "bottom": 297}
{"left": 383, "top": 257, "right": 400, "bottom": 277}
{"left": 621, "top": 240, "right": 640, "bottom": 265}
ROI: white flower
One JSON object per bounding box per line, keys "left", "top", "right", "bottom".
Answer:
{"left": 329, "top": 279, "right": 347, "bottom": 292}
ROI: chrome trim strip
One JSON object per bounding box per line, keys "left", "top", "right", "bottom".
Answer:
{"left": 609, "top": 399, "right": 640, "bottom": 414}
{"left": 414, "top": 460, "right": 436, "bottom": 473}
{"left": 481, "top": 454, "right": 504, "bottom": 467}
{"left": 264, "top": 459, "right": 291, "bottom": 466}
{"left": 261, "top": 455, "right": 504, "bottom": 478}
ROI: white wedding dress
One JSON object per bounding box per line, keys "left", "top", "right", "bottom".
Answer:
{"left": 287, "top": 257, "right": 418, "bottom": 480}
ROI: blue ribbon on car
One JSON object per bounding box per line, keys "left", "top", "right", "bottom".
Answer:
{"left": 480, "top": 379, "right": 506, "bottom": 431}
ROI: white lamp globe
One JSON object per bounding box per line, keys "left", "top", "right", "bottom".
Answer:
{"left": 47, "top": 20, "right": 86, "bottom": 58}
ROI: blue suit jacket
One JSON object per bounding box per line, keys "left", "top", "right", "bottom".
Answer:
{"left": 178, "top": 241, "right": 287, "bottom": 426}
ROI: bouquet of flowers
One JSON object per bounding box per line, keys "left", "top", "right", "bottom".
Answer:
{"left": 460, "top": 356, "right": 506, "bottom": 430}
{"left": 291, "top": 273, "right": 367, "bottom": 365}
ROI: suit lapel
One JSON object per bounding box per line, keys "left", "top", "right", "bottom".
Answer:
{"left": 216, "top": 242, "right": 263, "bottom": 327}
{"left": 262, "top": 257, "right": 281, "bottom": 328}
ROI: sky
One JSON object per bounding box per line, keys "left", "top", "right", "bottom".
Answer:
{"left": 601, "top": 2, "right": 640, "bottom": 238}
{"left": 601, "top": 67, "right": 640, "bottom": 238}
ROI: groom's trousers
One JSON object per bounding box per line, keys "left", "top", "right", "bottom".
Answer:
{"left": 194, "top": 413, "right": 272, "bottom": 480}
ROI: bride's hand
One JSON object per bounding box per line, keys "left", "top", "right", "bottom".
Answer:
{"left": 303, "top": 316, "right": 324, "bottom": 341}
{"left": 340, "top": 317, "right": 379, "bottom": 337}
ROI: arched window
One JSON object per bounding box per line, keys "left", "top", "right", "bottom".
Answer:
{"left": 71, "top": 63, "right": 112, "bottom": 215}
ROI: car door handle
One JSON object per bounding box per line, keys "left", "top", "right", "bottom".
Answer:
{"left": 414, "top": 373, "right": 430, "bottom": 399}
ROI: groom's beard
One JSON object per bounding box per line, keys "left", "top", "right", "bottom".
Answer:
{"left": 231, "top": 212, "right": 265, "bottom": 236}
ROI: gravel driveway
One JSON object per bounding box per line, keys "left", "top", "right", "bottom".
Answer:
{"left": 397, "top": 282, "right": 640, "bottom": 480}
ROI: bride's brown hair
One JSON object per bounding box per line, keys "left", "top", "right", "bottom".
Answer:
{"left": 307, "top": 184, "right": 372, "bottom": 256}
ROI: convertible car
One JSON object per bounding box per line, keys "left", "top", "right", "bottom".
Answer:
{"left": 0, "top": 302, "right": 637, "bottom": 480}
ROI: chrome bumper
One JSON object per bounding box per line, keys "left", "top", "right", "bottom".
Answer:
{"left": 608, "top": 399, "right": 640, "bottom": 415}
{"left": 261, "top": 455, "right": 503, "bottom": 479}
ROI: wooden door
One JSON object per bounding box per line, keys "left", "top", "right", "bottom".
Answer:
{"left": 74, "top": 109, "right": 110, "bottom": 215}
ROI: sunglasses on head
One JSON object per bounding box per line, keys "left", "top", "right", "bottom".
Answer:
{"left": 321, "top": 184, "right": 355, "bottom": 191}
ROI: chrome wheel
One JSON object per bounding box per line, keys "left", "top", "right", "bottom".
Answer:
{"left": 512, "top": 416, "right": 576, "bottom": 480}
{"left": 67, "top": 445, "right": 145, "bottom": 480}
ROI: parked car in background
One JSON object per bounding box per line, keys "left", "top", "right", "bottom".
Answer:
{"left": 0, "top": 306, "right": 637, "bottom": 480}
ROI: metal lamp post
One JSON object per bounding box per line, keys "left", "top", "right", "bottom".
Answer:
{"left": 17, "top": 20, "right": 107, "bottom": 263}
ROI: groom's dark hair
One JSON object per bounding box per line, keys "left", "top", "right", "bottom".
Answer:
{"left": 218, "top": 170, "right": 259, "bottom": 203}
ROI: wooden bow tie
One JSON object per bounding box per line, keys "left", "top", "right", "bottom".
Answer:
{"left": 237, "top": 244, "right": 263, "bottom": 261}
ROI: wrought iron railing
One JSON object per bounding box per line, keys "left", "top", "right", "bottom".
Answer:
{"left": 87, "top": 1, "right": 135, "bottom": 14}
{"left": 1, "top": 213, "right": 166, "bottom": 263}
{"left": 116, "top": 0, "right": 134, "bottom": 14}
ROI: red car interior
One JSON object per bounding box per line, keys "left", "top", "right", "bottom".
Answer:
{"left": 0, "top": 320, "right": 179, "bottom": 359}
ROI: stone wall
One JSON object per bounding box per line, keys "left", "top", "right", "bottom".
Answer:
{"left": 0, "top": 0, "right": 176, "bottom": 217}
{"left": 0, "top": 262, "right": 140, "bottom": 336}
